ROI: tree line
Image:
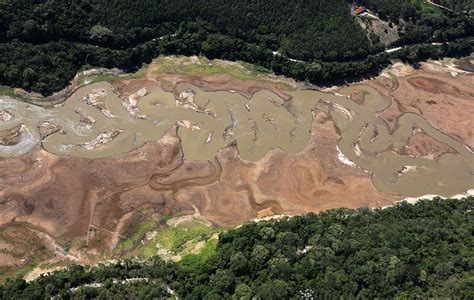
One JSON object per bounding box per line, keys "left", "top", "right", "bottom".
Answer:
{"left": 0, "top": 0, "right": 472, "bottom": 96}
{"left": 1, "top": 23, "right": 472, "bottom": 95}
{"left": 1, "top": 197, "right": 473, "bottom": 299}
{"left": 0, "top": 0, "right": 374, "bottom": 61}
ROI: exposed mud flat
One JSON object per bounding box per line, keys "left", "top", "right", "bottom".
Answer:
{"left": 0, "top": 57, "right": 472, "bottom": 275}
{"left": 1, "top": 78, "right": 471, "bottom": 195}
{"left": 377, "top": 60, "right": 474, "bottom": 148}
{"left": 0, "top": 120, "right": 398, "bottom": 271}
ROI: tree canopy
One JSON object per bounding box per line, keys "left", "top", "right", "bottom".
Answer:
{"left": 0, "top": 0, "right": 472, "bottom": 95}
{"left": 1, "top": 197, "right": 473, "bottom": 299}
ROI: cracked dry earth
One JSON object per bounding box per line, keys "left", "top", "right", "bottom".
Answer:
{"left": 0, "top": 60, "right": 472, "bottom": 276}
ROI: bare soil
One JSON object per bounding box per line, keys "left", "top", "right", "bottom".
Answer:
{"left": 376, "top": 63, "right": 474, "bottom": 149}
{"left": 0, "top": 124, "right": 23, "bottom": 146}
{"left": 0, "top": 59, "right": 471, "bottom": 278}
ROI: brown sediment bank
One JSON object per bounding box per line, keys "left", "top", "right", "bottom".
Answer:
{"left": 1, "top": 77, "right": 471, "bottom": 197}
{"left": 0, "top": 124, "right": 24, "bottom": 146}
{"left": 0, "top": 57, "right": 472, "bottom": 276}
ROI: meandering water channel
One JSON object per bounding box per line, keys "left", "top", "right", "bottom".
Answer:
{"left": 0, "top": 81, "right": 472, "bottom": 197}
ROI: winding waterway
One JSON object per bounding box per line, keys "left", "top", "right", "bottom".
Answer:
{"left": 0, "top": 81, "right": 472, "bottom": 197}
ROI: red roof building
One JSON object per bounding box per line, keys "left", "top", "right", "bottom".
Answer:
{"left": 354, "top": 6, "right": 367, "bottom": 15}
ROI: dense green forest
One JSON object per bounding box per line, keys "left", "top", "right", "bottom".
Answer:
{"left": 1, "top": 197, "right": 473, "bottom": 299}
{"left": 0, "top": 0, "right": 473, "bottom": 95}
{"left": 0, "top": 0, "right": 375, "bottom": 59}
{"left": 356, "top": 0, "right": 422, "bottom": 19}
{"left": 432, "top": 0, "right": 474, "bottom": 12}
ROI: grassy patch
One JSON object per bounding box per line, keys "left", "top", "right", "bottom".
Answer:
{"left": 153, "top": 56, "right": 271, "bottom": 82}
{"left": 179, "top": 238, "right": 218, "bottom": 270}
{"left": 239, "top": 61, "right": 272, "bottom": 73}
{"left": 419, "top": 1, "right": 444, "bottom": 15}
{"left": 13, "top": 262, "right": 38, "bottom": 279}
{"left": 111, "top": 215, "right": 221, "bottom": 263}
{"left": 38, "top": 260, "right": 72, "bottom": 271}
{"left": 76, "top": 57, "right": 275, "bottom": 87}
{"left": 155, "top": 218, "right": 218, "bottom": 252}
{"left": 80, "top": 74, "right": 123, "bottom": 85}
{"left": 79, "top": 64, "right": 147, "bottom": 85}
{"left": 140, "top": 217, "right": 221, "bottom": 259}
{"left": 0, "top": 86, "right": 14, "bottom": 97}
{"left": 0, "top": 261, "right": 39, "bottom": 282}
{"left": 79, "top": 65, "right": 146, "bottom": 84}
{"left": 115, "top": 219, "right": 155, "bottom": 253}
{"left": 131, "top": 64, "right": 147, "bottom": 78}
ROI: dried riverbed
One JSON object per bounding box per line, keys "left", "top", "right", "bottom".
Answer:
{"left": 0, "top": 77, "right": 472, "bottom": 197}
